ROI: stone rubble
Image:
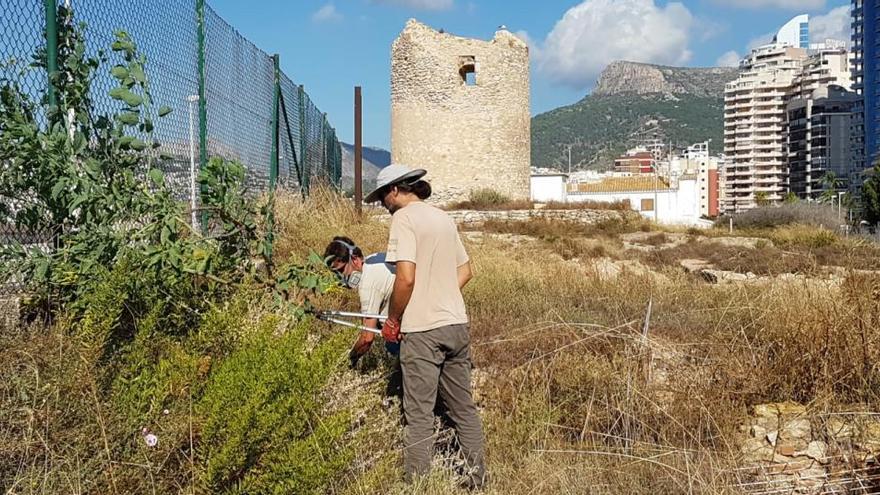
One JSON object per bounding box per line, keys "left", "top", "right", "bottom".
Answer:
{"left": 738, "top": 402, "right": 880, "bottom": 494}
{"left": 445, "top": 208, "right": 639, "bottom": 228}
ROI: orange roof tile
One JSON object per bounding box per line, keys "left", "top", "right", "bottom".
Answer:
{"left": 569, "top": 176, "right": 670, "bottom": 193}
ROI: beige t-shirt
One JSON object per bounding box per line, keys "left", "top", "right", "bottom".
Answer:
{"left": 358, "top": 253, "right": 396, "bottom": 317}
{"left": 386, "top": 201, "right": 469, "bottom": 333}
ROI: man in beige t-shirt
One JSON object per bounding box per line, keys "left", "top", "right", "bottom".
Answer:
{"left": 365, "top": 164, "right": 486, "bottom": 489}
{"left": 386, "top": 201, "right": 470, "bottom": 333}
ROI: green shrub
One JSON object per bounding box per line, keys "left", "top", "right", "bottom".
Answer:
{"left": 769, "top": 224, "right": 839, "bottom": 249}
{"left": 468, "top": 188, "right": 511, "bottom": 206}
{"left": 447, "top": 188, "right": 533, "bottom": 210}
{"left": 198, "top": 318, "right": 351, "bottom": 493}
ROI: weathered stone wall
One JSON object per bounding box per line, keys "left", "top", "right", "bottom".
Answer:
{"left": 739, "top": 402, "right": 880, "bottom": 493}
{"left": 374, "top": 209, "right": 639, "bottom": 228}
{"left": 445, "top": 208, "right": 639, "bottom": 227}
{"left": 391, "top": 19, "right": 530, "bottom": 204}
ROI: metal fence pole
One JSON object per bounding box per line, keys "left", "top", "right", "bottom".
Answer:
{"left": 354, "top": 86, "right": 362, "bottom": 215}
{"left": 298, "top": 84, "right": 308, "bottom": 194}
{"left": 196, "top": 0, "right": 208, "bottom": 229}
{"left": 320, "top": 112, "right": 327, "bottom": 178}
{"left": 270, "top": 54, "right": 280, "bottom": 189}
{"left": 265, "top": 53, "right": 280, "bottom": 261}
{"left": 44, "top": 0, "right": 58, "bottom": 113}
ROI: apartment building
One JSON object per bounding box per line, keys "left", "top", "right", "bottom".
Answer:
{"left": 787, "top": 85, "right": 860, "bottom": 198}
{"left": 722, "top": 45, "right": 808, "bottom": 212}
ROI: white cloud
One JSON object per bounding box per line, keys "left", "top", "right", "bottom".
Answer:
{"left": 716, "top": 50, "right": 741, "bottom": 67}
{"left": 312, "top": 3, "right": 342, "bottom": 22}
{"left": 747, "top": 32, "right": 775, "bottom": 51}
{"left": 372, "top": 0, "right": 454, "bottom": 10}
{"left": 810, "top": 5, "right": 851, "bottom": 46}
{"left": 718, "top": 0, "right": 825, "bottom": 9}
{"left": 535, "top": 0, "right": 693, "bottom": 89}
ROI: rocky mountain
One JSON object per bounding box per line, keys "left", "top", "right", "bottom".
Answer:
{"left": 531, "top": 61, "right": 738, "bottom": 171}
{"left": 340, "top": 143, "right": 390, "bottom": 193}
{"left": 593, "top": 61, "right": 737, "bottom": 98}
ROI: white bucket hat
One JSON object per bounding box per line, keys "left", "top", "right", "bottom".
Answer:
{"left": 364, "top": 164, "right": 427, "bottom": 203}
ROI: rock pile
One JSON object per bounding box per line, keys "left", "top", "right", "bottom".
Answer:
{"left": 738, "top": 402, "right": 880, "bottom": 494}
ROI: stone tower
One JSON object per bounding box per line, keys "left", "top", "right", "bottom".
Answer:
{"left": 391, "top": 19, "right": 530, "bottom": 203}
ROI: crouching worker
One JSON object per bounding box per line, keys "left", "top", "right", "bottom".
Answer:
{"left": 323, "top": 237, "right": 400, "bottom": 376}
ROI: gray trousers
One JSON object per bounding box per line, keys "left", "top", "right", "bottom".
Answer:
{"left": 400, "top": 323, "right": 486, "bottom": 486}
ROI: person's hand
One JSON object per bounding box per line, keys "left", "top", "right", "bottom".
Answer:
{"left": 381, "top": 318, "right": 401, "bottom": 344}
{"left": 348, "top": 348, "right": 361, "bottom": 369}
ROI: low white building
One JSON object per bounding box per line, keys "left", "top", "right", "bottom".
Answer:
{"left": 530, "top": 173, "right": 568, "bottom": 202}
{"left": 567, "top": 175, "right": 711, "bottom": 227}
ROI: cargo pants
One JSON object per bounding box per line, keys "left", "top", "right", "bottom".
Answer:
{"left": 400, "top": 323, "right": 486, "bottom": 487}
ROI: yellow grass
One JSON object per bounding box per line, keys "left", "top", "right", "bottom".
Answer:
{"left": 274, "top": 189, "right": 880, "bottom": 494}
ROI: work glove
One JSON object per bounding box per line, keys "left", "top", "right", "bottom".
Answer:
{"left": 381, "top": 318, "right": 401, "bottom": 344}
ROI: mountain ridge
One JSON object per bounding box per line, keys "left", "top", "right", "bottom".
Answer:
{"left": 531, "top": 61, "right": 738, "bottom": 170}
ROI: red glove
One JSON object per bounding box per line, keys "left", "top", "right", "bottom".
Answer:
{"left": 381, "top": 318, "right": 401, "bottom": 343}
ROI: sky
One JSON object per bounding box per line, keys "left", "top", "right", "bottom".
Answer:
{"left": 209, "top": 0, "right": 852, "bottom": 149}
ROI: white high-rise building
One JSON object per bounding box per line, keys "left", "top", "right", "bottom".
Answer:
{"left": 720, "top": 14, "right": 854, "bottom": 212}
{"left": 774, "top": 14, "right": 810, "bottom": 49}
{"left": 722, "top": 45, "right": 808, "bottom": 212}
{"left": 790, "top": 47, "right": 852, "bottom": 98}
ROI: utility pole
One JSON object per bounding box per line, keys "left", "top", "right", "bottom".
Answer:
{"left": 567, "top": 145, "right": 572, "bottom": 175}
{"left": 354, "top": 86, "right": 363, "bottom": 216}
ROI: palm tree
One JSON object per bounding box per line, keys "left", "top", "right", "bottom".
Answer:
{"left": 818, "top": 171, "right": 845, "bottom": 203}
{"left": 861, "top": 159, "right": 880, "bottom": 225}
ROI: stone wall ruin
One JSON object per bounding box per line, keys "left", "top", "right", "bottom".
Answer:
{"left": 390, "top": 19, "right": 530, "bottom": 204}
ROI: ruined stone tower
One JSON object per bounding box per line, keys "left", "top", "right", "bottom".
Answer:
{"left": 391, "top": 19, "right": 530, "bottom": 203}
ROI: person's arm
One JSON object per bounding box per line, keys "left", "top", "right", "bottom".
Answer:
{"left": 457, "top": 261, "right": 473, "bottom": 289}
{"left": 350, "top": 318, "right": 378, "bottom": 358}
{"left": 387, "top": 261, "right": 415, "bottom": 323}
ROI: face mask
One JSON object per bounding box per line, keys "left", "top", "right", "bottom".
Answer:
{"left": 341, "top": 270, "right": 362, "bottom": 289}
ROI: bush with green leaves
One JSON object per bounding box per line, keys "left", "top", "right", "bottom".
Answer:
{"left": 0, "top": 9, "right": 350, "bottom": 495}
{"left": 0, "top": 9, "right": 334, "bottom": 321}
{"left": 862, "top": 160, "right": 880, "bottom": 226}
{"left": 199, "top": 319, "right": 352, "bottom": 493}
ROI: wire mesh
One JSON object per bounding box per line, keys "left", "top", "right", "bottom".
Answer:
{"left": 0, "top": 0, "right": 343, "bottom": 294}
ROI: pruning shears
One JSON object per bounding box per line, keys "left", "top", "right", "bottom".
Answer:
{"left": 313, "top": 310, "right": 384, "bottom": 335}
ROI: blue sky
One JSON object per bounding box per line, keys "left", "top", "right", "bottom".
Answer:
{"left": 209, "top": 0, "right": 851, "bottom": 149}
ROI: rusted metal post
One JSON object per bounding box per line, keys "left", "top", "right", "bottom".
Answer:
{"left": 354, "top": 86, "right": 363, "bottom": 216}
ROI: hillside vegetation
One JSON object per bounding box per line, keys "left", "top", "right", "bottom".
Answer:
{"left": 531, "top": 61, "right": 736, "bottom": 170}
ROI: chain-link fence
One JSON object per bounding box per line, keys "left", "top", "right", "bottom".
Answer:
{"left": 0, "top": 0, "right": 343, "bottom": 294}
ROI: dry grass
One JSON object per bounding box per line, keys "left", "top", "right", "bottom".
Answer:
{"left": 268, "top": 191, "right": 880, "bottom": 494}
{"left": 640, "top": 239, "right": 819, "bottom": 276}
{"left": 6, "top": 188, "right": 880, "bottom": 494}
{"left": 717, "top": 203, "right": 842, "bottom": 231}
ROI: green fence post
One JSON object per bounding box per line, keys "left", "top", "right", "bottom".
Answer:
{"left": 270, "top": 54, "right": 280, "bottom": 189}
{"left": 196, "top": 0, "right": 208, "bottom": 230}
{"left": 265, "top": 54, "right": 280, "bottom": 261}
{"left": 298, "top": 84, "right": 308, "bottom": 194}
{"left": 44, "top": 0, "right": 58, "bottom": 115}
{"left": 321, "top": 112, "right": 328, "bottom": 181}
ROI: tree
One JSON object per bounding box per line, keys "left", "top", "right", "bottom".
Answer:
{"left": 862, "top": 160, "right": 880, "bottom": 225}
{"left": 755, "top": 191, "right": 771, "bottom": 207}
{"left": 783, "top": 192, "right": 799, "bottom": 204}
{"left": 818, "top": 171, "right": 845, "bottom": 203}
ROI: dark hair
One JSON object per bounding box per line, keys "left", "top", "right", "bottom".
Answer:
{"left": 395, "top": 179, "right": 432, "bottom": 200}
{"left": 323, "top": 236, "right": 363, "bottom": 266}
